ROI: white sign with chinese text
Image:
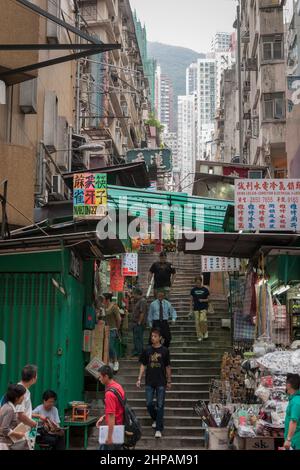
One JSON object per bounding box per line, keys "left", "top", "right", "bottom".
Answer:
{"left": 122, "top": 253, "right": 138, "bottom": 277}
{"left": 235, "top": 179, "right": 300, "bottom": 232}
{"left": 202, "top": 256, "right": 240, "bottom": 273}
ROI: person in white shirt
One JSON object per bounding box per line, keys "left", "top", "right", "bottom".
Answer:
{"left": 33, "top": 390, "right": 65, "bottom": 450}
{"left": 16, "top": 364, "right": 41, "bottom": 428}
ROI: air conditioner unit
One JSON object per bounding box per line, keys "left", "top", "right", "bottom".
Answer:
{"left": 47, "top": 0, "right": 60, "bottom": 44}
{"left": 20, "top": 79, "right": 37, "bottom": 114}
{"left": 44, "top": 91, "right": 58, "bottom": 153}
{"left": 56, "top": 116, "right": 70, "bottom": 171}
{"left": 50, "top": 174, "right": 64, "bottom": 200}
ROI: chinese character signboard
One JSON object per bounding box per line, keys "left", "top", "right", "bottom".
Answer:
{"left": 122, "top": 253, "right": 138, "bottom": 277}
{"left": 110, "top": 259, "right": 124, "bottom": 292}
{"left": 202, "top": 256, "right": 240, "bottom": 273}
{"left": 73, "top": 173, "right": 107, "bottom": 219}
{"left": 235, "top": 179, "right": 300, "bottom": 232}
{"left": 126, "top": 149, "right": 172, "bottom": 178}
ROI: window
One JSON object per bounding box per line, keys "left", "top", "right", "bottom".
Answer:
{"left": 263, "top": 93, "right": 285, "bottom": 120}
{"left": 262, "top": 35, "right": 283, "bottom": 61}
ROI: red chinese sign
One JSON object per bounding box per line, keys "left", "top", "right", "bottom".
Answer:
{"left": 235, "top": 179, "right": 300, "bottom": 231}
{"left": 110, "top": 259, "right": 124, "bottom": 292}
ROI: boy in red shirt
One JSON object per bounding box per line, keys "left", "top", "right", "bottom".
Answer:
{"left": 96, "top": 365, "right": 125, "bottom": 450}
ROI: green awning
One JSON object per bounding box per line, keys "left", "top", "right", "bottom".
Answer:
{"left": 108, "top": 186, "right": 233, "bottom": 233}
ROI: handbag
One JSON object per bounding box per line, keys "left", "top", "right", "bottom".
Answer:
{"left": 40, "top": 418, "right": 64, "bottom": 437}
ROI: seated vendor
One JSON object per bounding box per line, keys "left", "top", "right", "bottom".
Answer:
{"left": 33, "top": 390, "right": 65, "bottom": 450}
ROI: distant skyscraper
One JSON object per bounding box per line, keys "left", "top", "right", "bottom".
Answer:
{"left": 163, "top": 130, "right": 178, "bottom": 168}
{"left": 186, "top": 62, "right": 198, "bottom": 95}
{"left": 196, "top": 58, "right": 217, "bottom": 159}
{"left": 155, "top": 65, "right": 175, "bottom": 132}
{"left": 211, "top": 32, "right": 232, "bottom": 53}
{"left": 177, "top": 95, "right": 197, "bottom": 194}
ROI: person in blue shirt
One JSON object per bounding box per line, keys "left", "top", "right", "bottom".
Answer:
{"left": 147, "top": 290, "right": 177, "bottom": 348}
{"left": 284, "top": 374, "right": 300, "bottom": 450}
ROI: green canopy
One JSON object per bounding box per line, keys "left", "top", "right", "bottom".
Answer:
{"left": 108, "top": 185, "right": 233, "bottom": 233}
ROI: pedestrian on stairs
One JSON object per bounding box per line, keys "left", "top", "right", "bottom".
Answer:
{"left": 131, "top": 288, "right": 148, "bottom": 357}
{"left": 148, "top": 252, "right": 176, "bottom": 300}
{"left": 136, "top": 328, "right": 172, "bottom": 439}
{"left": 96, "top": 365, "right": 125, "bottom": 450}
{"left": 103, "top": 293, "right": 121, "bottom": 373}
{"left": 148, "top": 290, "right": 177, "bottom": 348}
{"left": 190, "top": 275, "right": 210, "bottom": 342}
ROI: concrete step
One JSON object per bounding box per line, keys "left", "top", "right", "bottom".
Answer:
{"left": 132, "top": 406, "right": 203, "bottom": 417}
{"left": 117, "top": 367, "right": 220, "bottom": 376}
{"left": 120, "top": 374, "right": 217, "bottom": 384}
{"left": 125, "top": 390, "right": 209, "bottom": 400}
{"left": 135, "top": 436, "right": 205, "bottom": 449}
{"left": 119, "top": 358, "right": 220, "bottom": 367}
{"left": 123, "top": 382, "right": 210, "bottom": 392}
{"left": 134, "top": 415, "right": 204, "bottom": 428}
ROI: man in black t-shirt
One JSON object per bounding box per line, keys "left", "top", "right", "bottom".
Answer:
{"left": 148, "top": 252, "right": 176, "bottom": 300}
{"left": 136, "top": 328, "right": 171, "bottom": 439}
{"left": 190, "top": 275, "right": 210, "bottom": 342}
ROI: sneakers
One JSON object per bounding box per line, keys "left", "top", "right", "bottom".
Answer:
{"left": 198, "top": 338, "right": 202, "bottom": 342}
{"left": 155, "top": 431, "right": 162, "bottom": 438}
{"left": 152, "top": 421, "right": 156, "bottom": 429}
{"left": 204, "top": 332, "right": 209, "bottom": 339}
{"left": 113, "top": 361, "right": 119, "bottom": 372}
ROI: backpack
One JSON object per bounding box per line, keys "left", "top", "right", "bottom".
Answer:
{"left": 107, "top": 387, "right": 142, "bottom": 449}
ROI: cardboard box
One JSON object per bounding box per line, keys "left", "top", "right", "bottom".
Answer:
{"left": 237, "top": 436, "right": 275, "bottom": 451}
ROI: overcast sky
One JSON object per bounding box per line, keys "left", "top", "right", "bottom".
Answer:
{"left": 130, "top": 0, "right": 236, "bottom": 53}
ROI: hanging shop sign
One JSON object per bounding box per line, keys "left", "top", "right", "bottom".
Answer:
{"left": 235, "top": 179, "right": 300, "bottom": 231}
{"left": 202, "top": 256, "right": 240, "bottom": 273}
{"left": 73, "top": 173, "right": 107, "bottom": 219}
{"left": 126, "top": 148, "right": 172, "bottom": 177}
{"left": 110, "top": 259, "right": 124, "bottom": 292}
{"left": 122, "top": 253, "right": 138, "bottom": 277}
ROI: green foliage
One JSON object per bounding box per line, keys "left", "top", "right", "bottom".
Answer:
{"left": 146, "top": 113, "right": 164, "bottom": 134}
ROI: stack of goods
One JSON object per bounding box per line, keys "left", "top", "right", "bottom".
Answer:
{"left": 254, "top": 374, "right": 287, "bottom": 438}
{"left": 221, "top": 353, "right": 246, "bottom": 403}
{"left": 256, "top": 350, "right": 300, "bottom": 375}
{"left": 209, "top": 379, "right": 231, "bottom": 405}
{"left": 241, "top": 357, "right": 260, "bottom": 404}
{"left": 231, "top": 405, "right": 261, "bottom": 438}
{"left": 194, "top": 401, "right": 232, "bottom": 428}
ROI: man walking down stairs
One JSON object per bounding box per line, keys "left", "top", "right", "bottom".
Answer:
{"left": 86, "top": 253, "right": 231, "bottom": 450}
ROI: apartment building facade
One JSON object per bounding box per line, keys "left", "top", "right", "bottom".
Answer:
{"left": 240, "top": 0, "right": 287, "bottom": 176}
{"left": 177, "top": 94, "right": 197, "bottom": 194}
{"left": 0, "top": 0, "right": 76, "bottom": 228}
{"left": 155, "top": 65, "right": 174, "bottom": 133}
{"left": 196, "top": 58, "right": 217, "bottom": 160}
{"left": 79, "top": 0, "right": 150, "bottom": 167}
{"left": 286, "top": 0, "right": 300, "bottom": 177}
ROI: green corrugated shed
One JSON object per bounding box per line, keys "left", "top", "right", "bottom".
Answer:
{"left": 0, "top": 250, "right": 93, "bottom": 417}
{"left": 108, "top": 186, "right": 232, "bottom": 233}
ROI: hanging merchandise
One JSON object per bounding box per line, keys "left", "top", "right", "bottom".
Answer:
{"left": 122, "top": 253, "right": 138, "bottom": 277}
{"left": 110, "top": 259, "right": 124, "bottom": 292}
{"left": 255, "top": 281, "right": 274, "bottom": 340}
{"left": 82, "top": 330, "right": 93, "bottom": 353}
{"left": 234, "top": 312, "right": 255, "bottom": 342}
{"left": 82, "top": 305, "right": 96, "bottom": 330}
{"left": 271, "top": 301, "right": 290, "bottom": 347}
{"left": 242, "top": 271, "right": 257, "bottom": 320}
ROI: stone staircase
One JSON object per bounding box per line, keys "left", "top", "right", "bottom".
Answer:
{"left": 86, "top": 252, "right": 232, "bottom": 450}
